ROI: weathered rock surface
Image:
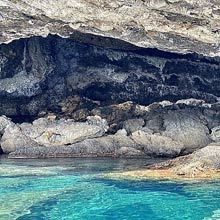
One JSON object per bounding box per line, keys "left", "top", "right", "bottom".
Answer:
{"left": 8, "top": 132, "right": 143, "bottom": 158}
{"left": 1, "top": 98, "right": 220, "bottom": 159}
{"left": 0, "top": 116, "right": 13, "bottom": 135}
{"left": 1, "top": 123, "right": 41, "bottom": 154}
{"left": 0, "top": 0, "right": 220, "bottom": 57}
{"left": 1, "top": 116, "right": 108, "bottom": 154}
{"left": 105, "top": 144, "right": 220, "bottom": 180}
{"left": 131, "top": 130, "right": 185, "bottom": 157}
{"left": 8, "top": 128, "right": 183, "bottom": 158}
{"left": 0, "top": 1, "right": 220, "bottom": 165}
{"left": 163, "top": 110, "right": 211, "bottom": 152}
{"left": 211, "top": 126, "right": 220, "bottom": 142}
{"left": 123, "top": 118, "right": 145, "bottom": 134}
{"left": 144, "top": 143, "right": 220, "bottom": 178}
{"left": 173, "top": 144, "right": 220, "bottom": 176}
{"left": 0, "top": 35, "right": 220, "bottom": 119}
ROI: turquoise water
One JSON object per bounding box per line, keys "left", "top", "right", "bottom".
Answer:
{"left": 0, "top": 158, "right": 220, "bottom": 220}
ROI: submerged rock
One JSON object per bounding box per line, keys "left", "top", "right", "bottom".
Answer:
{"left": 105, "top": 144, "right": 220, "bottom": 180}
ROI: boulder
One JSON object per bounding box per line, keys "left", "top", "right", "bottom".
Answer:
{"left": 211, "top": 126, "right": 220, "bottom": 142}
{"left": 1, "top": 117, "right": 108, "bottom": 154}
{"left": 172, "top": 144, "right": 220, "bottom": 176}
{"left": 163, "top": 110, "right": 211, "bottom": 153}
{"left": 20, "top": 117, "right": 108, "bottom": 147}
{"left": 0, "top": 116, "right": 14, "bottom": 135}
{"left": 1, "top": 123, "right": 41, "bottom": 154}
{"left": 131, "top": 130, "right": 185, "bottom": 157}
{"left": 123, "top": 118, "right": 145, "bottom": 134}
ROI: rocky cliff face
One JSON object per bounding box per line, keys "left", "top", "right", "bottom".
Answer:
{"left": 0, "top": 35, "right": 220, "bottom": 119}
{"left": 1, "top": 0, "right": 220, "bottom": 119}
{"left": 1, "top": 1, "right": 220, "bottom": 163}
{"left": 1, "top": 99, "right": 220, "bottom": 159}
{"left": 1, "top": 0, "right": 220, "bottom": 57}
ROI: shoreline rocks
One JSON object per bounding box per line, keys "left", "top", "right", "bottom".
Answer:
{"left": 105, "top": 143, "right": 220, "bottom": 180}
{"left": 1, "top": 98, "right": 220, "bottom": 162}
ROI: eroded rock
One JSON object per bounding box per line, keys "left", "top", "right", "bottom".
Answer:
{"left": 1, "top": 0, "right": 220, "bottom": 57}
{"left": 123, "top": 118, "right": 145, "bottom": 134}
{"left": 2, "top": 99, "right": 220, "bottom": 159}
{"left": 1, "top": 117, "right": 108, "bottom": 154}
{"left": 163, "top": 110, "right": 211, "bottom": 152}
{"left": 131, "top": 130, "right": 185, "bottom": 157}
{"left": 0, "top": 116, "right": 13, "bottom": 135}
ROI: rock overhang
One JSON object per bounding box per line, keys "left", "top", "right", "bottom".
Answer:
{"left": 0, "top": 0, "right": 220, "bottom": 57}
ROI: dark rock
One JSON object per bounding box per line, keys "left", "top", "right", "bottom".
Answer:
{"left": 0, "top": 35, "right": 220, "bottom": 119}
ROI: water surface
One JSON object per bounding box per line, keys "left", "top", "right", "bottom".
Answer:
{"left": 0, "top": 157, "right": 220, "bottom": 220}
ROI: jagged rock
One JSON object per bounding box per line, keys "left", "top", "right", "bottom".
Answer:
{"left": 91, "top": 102, "right": 137, "bottom": 125}
{"left": 87, "top": 115, "right": 109, "bottom": 133}
{"left": 176, "top": 98, "right": 206, "bottom": 106}
{"left": 0, "top": 34, "right": 220, "bottom": 118}
{"left": 71, "top": 108, "right": 90, "bottom": 121}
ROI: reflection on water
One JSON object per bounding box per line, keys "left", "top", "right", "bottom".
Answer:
{"left": 0, "top": 157, "right": 220, "bottom": 220}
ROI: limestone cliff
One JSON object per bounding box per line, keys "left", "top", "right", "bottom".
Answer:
{"left": 0, "top": 0, "right": 220, "bottom": 56}
{"left": 1, "top": 1, "right": 220, "bottom": 163}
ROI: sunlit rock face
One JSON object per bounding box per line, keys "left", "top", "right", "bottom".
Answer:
{"left": 0, "top": 0, "right": 220, "bottom": 57}
{"left": 0, "top": 34, "right": 220, "bottom": 118}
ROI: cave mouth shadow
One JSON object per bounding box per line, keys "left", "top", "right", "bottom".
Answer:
{"left": 0, "top": 33, "right": 220, "bottom": 120}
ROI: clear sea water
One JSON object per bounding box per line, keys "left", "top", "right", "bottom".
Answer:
{"left": 0, "top": 157, "right": 220, "bottom": 220}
